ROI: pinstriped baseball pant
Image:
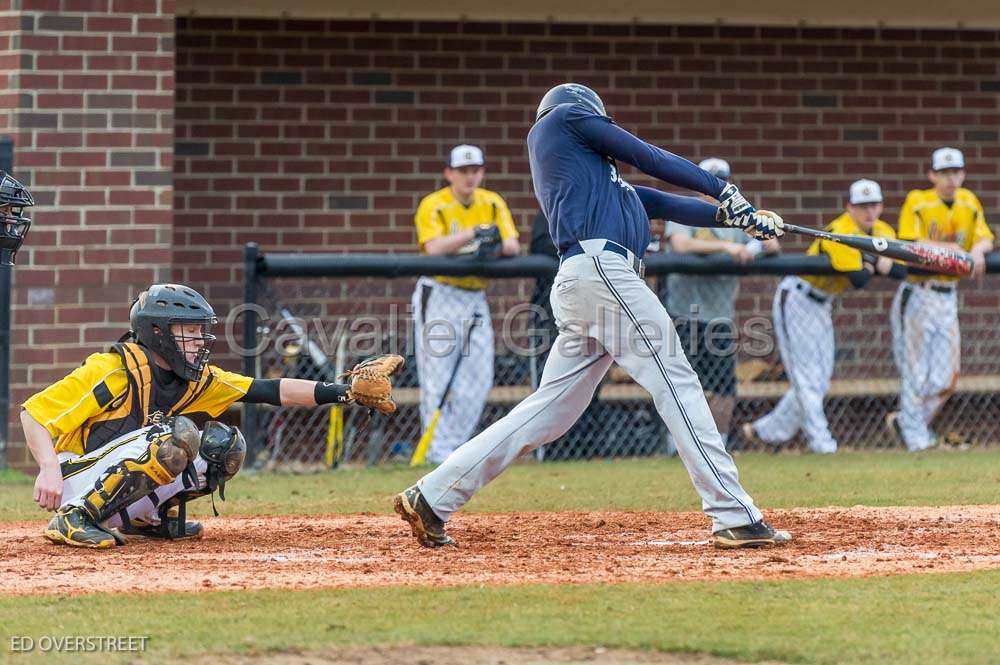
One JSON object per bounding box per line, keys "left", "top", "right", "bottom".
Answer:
{"left": 418, "top": 249, "right": 763, "bottom": 531}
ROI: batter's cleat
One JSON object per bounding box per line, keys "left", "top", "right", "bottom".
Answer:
{"left": 394, "top": 485, "right": 456, "bottom": 548}
{"left": 44, "top": 507, "right": 124, "bottom": 549}
{"left": 713, "top": 520, "right": 792, "bottom": 549}
{"left": 120, "top": 518, "right": 204, "bottom": 540}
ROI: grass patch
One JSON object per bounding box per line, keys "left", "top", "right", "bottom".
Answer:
{"left": 2, "top": 448, "right": 1000, "bottom": 521}
{"left": 2, "top": 570, "right": 998, "bottom": 665}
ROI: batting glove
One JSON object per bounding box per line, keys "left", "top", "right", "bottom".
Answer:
{"left": 716, "top": 184, "right": 784, "bottom": 240}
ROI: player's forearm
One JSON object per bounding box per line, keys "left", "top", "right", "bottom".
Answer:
{"left": 577, "top": 117, "right": 725, "bottom": 197}
{"left": 20, "top": 410, "right": 60, "bottom": 472}
{"left": 635, "top": 186, "right": 720, "bottom": 228}
{"left": 501, "top": 238, "right": 520, "bottom": 256}
{"left": 423, "top": 230, "right": 476, "bottom": 255}
{"left": 971, "top": 238, "right": 993, "bottom": 255}
{"left": 274, "top": 378, "right": 352, "bottom": 407}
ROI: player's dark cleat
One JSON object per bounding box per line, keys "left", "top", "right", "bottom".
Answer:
{"left": 713, "top": 519, "right": 792, "bottom": 549}
{"left": 120, "top": 518, "right": 204, "bottom": 540}
{"left": 394, "top": 486, "right": 456, "bottom": 548}
{"left": 44, "top": 506, "right": 124, "bottom": 549}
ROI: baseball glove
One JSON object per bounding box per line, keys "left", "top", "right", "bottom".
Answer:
{"left": 340, "top": 354, "right": 405, "bottom": 415}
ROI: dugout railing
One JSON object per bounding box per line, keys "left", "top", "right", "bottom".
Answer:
{"left": 239, "top": 242, "right": 1000, "bottom": 468}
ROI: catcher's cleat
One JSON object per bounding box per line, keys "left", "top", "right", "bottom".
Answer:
{"left": 44, "top": 506, "right": 124, "bottom": 549}
{"left": 394, "top": 485, "right": 456, "bottom": 548}
{"left": 120, "top": 518, "right": 204, "bottom": 540}
{"left": 713, "top": 519, "right": 792, "bottom": 549}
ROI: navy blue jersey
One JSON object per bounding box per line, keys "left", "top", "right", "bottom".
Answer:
{"left": 527, "top": 103, "right": 727, "bottom": 258}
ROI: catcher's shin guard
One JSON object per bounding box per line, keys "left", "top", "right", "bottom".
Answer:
{"left": 81, "top": 416, "right": 201, "bottom": 525}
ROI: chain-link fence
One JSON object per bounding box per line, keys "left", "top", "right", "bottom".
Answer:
{"left": 239, "top": 246, "right": 1000, "bottom": 469}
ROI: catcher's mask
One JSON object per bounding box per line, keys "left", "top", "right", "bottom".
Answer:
{"left": 128, "top": 284, "right": 218, "bottom": 381}
{"left": 200, "top": 420, "right": 246, "bottom": 501}
{"left": 0, "top": 172, "right": 33, "bottom": 265}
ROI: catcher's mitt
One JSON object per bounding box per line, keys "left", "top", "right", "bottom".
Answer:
{"left": 340, "top": 354, "right": 405, "bottom": 415}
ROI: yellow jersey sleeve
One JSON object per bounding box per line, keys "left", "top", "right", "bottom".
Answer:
{"left": 21, "top": 353, "right": 128, "bottom": 439}
{"left": 490, "top": 193, "right": 519, "bottom": 241}
{"left": 897, "top": 190, "right": 923, "bottom": 241}
{"left": 969, "top": 193, "right": 994, "bottom": 244}
{"left": 183, "top": 366, "right": 254, "bottom": 418}
{"left": 872, "top": 220, "right": 898, "bottom": 240}
{"left": 822, "top": 217, "right": 863, "bottom": 272}
{"left": 414, "top": 191, "right": 448, "bottom": 250}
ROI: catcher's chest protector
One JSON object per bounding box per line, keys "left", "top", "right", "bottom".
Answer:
{"left": 67, "top": 343, "right": 213, "bottom": 455}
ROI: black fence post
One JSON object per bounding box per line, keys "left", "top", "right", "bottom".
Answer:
{"left": 0, "top": 135, "right": 14, "bottom": 470}
{"left": 242, "top": 242, "right": 261, "bottom": 462}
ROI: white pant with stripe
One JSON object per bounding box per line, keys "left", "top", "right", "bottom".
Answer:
{"left": 752, "top": 277, "right": 837, "bottom": 454}
{"left": 890, "top": 282, "right": 959, "bottom": 451}
{"left": 418, "top": 246, "right": 763, "bottom": 531}
{"left": 57, "top": 424, "right": 209, "bottom": 528}
{"left": 411, "top": 277, "right": 495, "bottom": 464}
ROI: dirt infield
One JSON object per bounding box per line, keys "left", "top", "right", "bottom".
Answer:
{"left": 3, "top": 505, "right": 998, "bottom": 596}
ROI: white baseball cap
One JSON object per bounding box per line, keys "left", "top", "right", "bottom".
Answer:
{"left": 698, "top": 157, "right": 731, "bottom": 180}
{"left": 931, "top": 147, "right": 964, "bottom": 171}
{"left": 448, "top": 144, "right": 484, "bottom": 169}
{"left": 849, "top": 179, "right": 883, "bottom": 205}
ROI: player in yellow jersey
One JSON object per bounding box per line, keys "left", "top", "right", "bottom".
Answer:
{"left": 410, "top": 144, "right": 520, "bottom": 463}
{"left": 887, "top": 148, "right": 994, "bottom": 451}
{"left": 22, "top": 284, "right": 392, "bottom": 548}
{"left": 744, "top": 180, "right": 904, "bottom": 453}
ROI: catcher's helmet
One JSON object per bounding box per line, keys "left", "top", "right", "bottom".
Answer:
{"left": 129, "top": 284, "right": 218, "bottom": 381}
{"left": 536, "top": 83, "right": 607, "bottom": 121}
{"left": 0, "top": 172, "right": 33, "bottom": 265}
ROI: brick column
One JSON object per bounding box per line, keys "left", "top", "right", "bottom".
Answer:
{"left": 2, "top": 0, "right": 175, "bottom": 471}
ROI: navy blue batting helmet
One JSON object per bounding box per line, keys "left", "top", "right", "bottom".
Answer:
{"left": 536, "top": 83, "right": 607, "bottom": 121}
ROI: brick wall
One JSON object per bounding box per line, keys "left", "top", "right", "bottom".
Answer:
{"left": 4, "top": 0, "right": 175, "bottom": 469}
{"left": 173, "top": 18, "right": 1000, "bottom": 373}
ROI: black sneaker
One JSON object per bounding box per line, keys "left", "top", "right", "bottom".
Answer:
{"left": 713, "top": 519, "right": 792, "bottom": 549}
{"left": 44, "top": 507, "right": 125, "bottom": 549}
{"left": 394, "top": 486, "right": 456, "bottom": 548}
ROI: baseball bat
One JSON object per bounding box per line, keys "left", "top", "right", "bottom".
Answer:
{"left": 784, "top": 223, "right": 974, "bottom": 276}
{"left": 409, "top": 313, "right": 480, "bottom": 466}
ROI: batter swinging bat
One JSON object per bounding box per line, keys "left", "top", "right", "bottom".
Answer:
{"left": 409, "top": 312, "right": 481, "bottom": 467}
{"left": 784, "top": 223, "right": 974, "bottom": 276}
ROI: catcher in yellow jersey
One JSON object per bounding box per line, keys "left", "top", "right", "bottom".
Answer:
{"left": 21, "top": 284, "right": 403, "bottom": 548}
{"left": 886, "top": 148, "right": 994, "bottom": 451}
{"left": 744, "top": 180, "right": 905, "bottom": 453}
{"left": 410, "top": 144, "right": 520, "bottom": 463}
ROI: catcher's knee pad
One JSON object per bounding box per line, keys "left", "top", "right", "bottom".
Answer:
{"left": 82, "top": 418, "right": 201, "bottom": 523}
